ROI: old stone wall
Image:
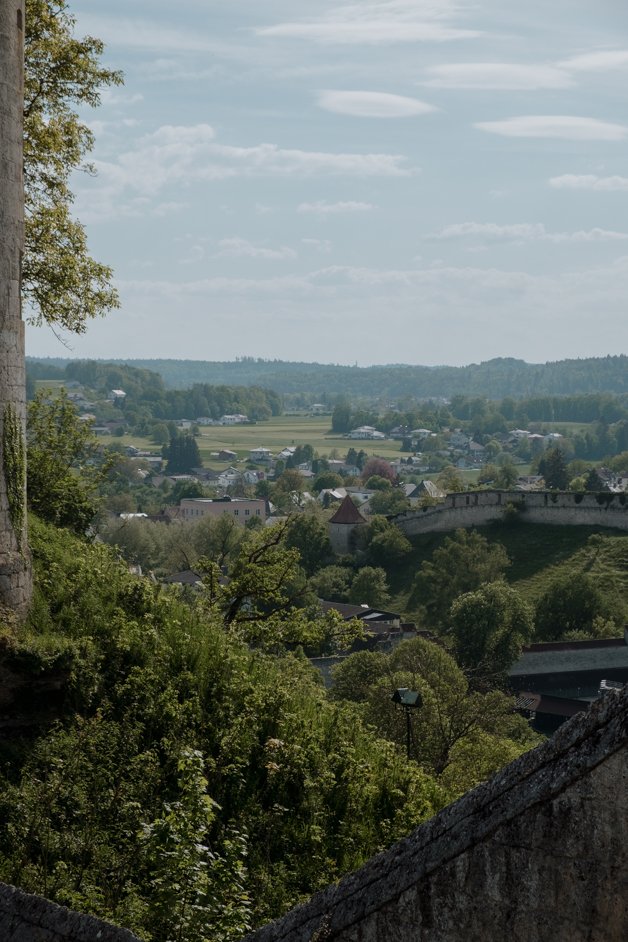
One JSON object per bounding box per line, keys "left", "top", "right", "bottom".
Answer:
{"left": 396, "top": 489, "right": 628, "bottom": 537}
{"left": 246, "top": 685, "right": 628, "bottom": 942}
{"left": 0, "top": 0, "right": 31, "bottom": 616}
{"left": 0, "top": 883, "right": 141, "bottom": 941}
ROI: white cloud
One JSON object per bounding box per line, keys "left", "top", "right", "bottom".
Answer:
{"left": 549, "top": 174, "right": 628, "bottom": 192}
{"left": 433, "top": 222, "right": 628, "bottom": 243}
{"left": 474, "top": 116, "right": 628, "bottom": 141}
{"left": 559, "top": 50, "right": 628, "bottom": 72}
{"left": 301, "top": 238, "right": 333, "bottom": 254}
{"left": 256, "top": 1, "right": 481, "bottom": 45}
{"left": 423, "top": 62, "right": 573, "bottom": 90}
{"left": 78, "top": 124, "right": 413, "bottom": 221}
{"left": 298, "top": 200, "right": 375, "bottom": 216}
{"left": 317, "top": 90, "right": 437, "bottom": 118}
{"left": 215, "top": 238, "right": 297, "bottom": 260}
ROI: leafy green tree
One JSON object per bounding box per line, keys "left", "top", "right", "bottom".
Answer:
{"left": 495, "top": 459, "right": 518, "bottom": 489}
{"left": 27, "top": 390, "right": 112, "bottom": 533}
{"left": 410, "top": 529, "right": 510, "bottom": 631}
{"left": 364, "top": 474, "right": 392, "bottom": 491}
{"left": 332, "top": 637, "right": 538, "bottom": 792}
{"left": 312, "top": 471, "right": 344, "bottom": 493}
{"left": 449, "top": 582, "right": 534, "bottom": 689}
{"left": 537, "top": 447, "right": 569, "bottom": 490}
{"left": 436, "top": 466, "right": 465, "bottom": 493}
{"left": 308, "top": 564, "right": 352, "bottom": 601}
{"left": 24, "top": 0, "right": 122, "bottom": 329}
{"left": 348, "top": 566, "right": 390, "bottom": 608}
{"left": 534, "top": 572, "right": 617, "bottom": 641}
{"left": 584, "top": 468, "right": 606, "bottom": 491}
{"left": 366, "top": 517, "right": 412, "bottom": 566}
{"left": 284, "top": 512, "right": 332, "bottom": 576}
{"left": 368, "top": 488, "right": 411, "bottom": 516}
{"left": 331, "top": 401, "right": 352, "bottom": 433}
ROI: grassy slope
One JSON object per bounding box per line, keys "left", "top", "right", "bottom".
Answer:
{"left": 386, "top": 523, "right": 628, "bottom": 620}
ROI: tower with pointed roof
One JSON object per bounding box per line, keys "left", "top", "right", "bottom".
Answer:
{"left": 328, "top": 495, "right": 367, "bottom": 555}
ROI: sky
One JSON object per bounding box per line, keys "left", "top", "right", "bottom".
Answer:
{"left": 25, "top": 0, "right": 628, "bottom": 368}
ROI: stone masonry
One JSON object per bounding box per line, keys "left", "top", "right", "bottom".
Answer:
{"left": 0, "top": 883, "right": 141, "bottom": 942}
{"left": 246, "top": 685, "right": 628, "bottom": 942}
{"left": 396, "top": 489, "right": 628, "bottom": 538}
{"left": 0, "top": 0, "right": 31, "bottom": 616}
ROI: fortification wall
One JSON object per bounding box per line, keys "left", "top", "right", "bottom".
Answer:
{"left": 396, "top": 489, "right": 628, "bottom": 537}
{"left": 0, "top": 883, "right": 140, "bottom": 941}
{"left": 245, "top": 685, "right": 628, "bottom": 942}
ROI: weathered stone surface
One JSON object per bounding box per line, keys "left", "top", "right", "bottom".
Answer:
{"left": 246, "top": 685, "right": 628, "bottom": 942}
{"left": 0, "top": 0, "right": 31, "bottom": 616}
{"left": 0, "top": 883, "right": 141, "bottom": 941}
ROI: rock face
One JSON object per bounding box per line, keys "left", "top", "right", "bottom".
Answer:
{"left": 246, "top": 685, "right": 628, "bottom": 942}
{"left": 0, "top": 883, "right": 140, "bottom": 941}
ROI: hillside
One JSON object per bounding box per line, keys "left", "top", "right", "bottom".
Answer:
{"left": 26, "top": 355, "right": 628, "bottom": 399}
{"left": 386, "top": 523, "right": 628, "bottom": 622}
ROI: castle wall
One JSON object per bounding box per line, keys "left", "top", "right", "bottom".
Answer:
{"left": 396, "top": 490, "right": 628, "bottom": 537}
{"left": 0, "top": 883, "right": 140, "bottom": 941}
{"left": 245, "top": 685, "right": 628, "bottom": 942}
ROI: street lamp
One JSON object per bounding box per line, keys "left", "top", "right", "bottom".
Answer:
{"left": 391, "top": 687, "right": 422, "bottom": 759}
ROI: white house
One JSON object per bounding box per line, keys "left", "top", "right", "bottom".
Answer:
{"left": 348, "top": 426, "right": 386, "bottom": 440}
{"left": 220, "top": 414, "right": 248, "bottom": 425}
{"left": 250, "top": 447, "right": 273, "bottom": 463}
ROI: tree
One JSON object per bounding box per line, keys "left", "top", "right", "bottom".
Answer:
{"left": 284, "top": 512, "right": 332, "bottom": 576}
{"left": 449, "top": 583, "right": 534, "bottom": 689}
{"left": 308, "top": 564, "right": 352, "bottom": 602}
{"left": 410, "top": 529, "right": 510, "bottom": 631}
{"left": 534, "top": 572, "right": 617, "bottom": 641}
{"left": 366, "top": 517, "right": 411, "bottom": 566}
{"left": 23, "top": 0, "right": 122, "bottom": 330}
{"left": 27, "top": 390, "right": 112, "bottom": 533}
{"left": 1, "top": 1, "right": 121, "bottom": 614}
{"left": 1, "top": 3, "right": 31, "bottom": 614}
{"left": 348, "top": 566, "right": 390, "bottom": 608}
{"left": 368, "top": 488, "right": 410, "bottom": 516}
{"left": 538, "top": 447, "right": 569, "bottom": 490}
{"left": 361, "top": 457, "right": 396, "bottom": 484}
{"left": 164, "top": 433, "right": 201, "bottom": 473}
{"left": 436, "top": 466, "right": 465, "bottom": 493}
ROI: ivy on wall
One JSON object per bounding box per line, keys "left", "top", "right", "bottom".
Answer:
{"left": 2, "top": 404, "right": 26, "bottom": 548}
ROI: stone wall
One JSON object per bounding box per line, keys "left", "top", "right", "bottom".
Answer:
{"left": 396, "top": 489, "right": 628, "bottom": 537}
{"left": 245, "top": 685, "right": 628, "bottom": 942}
{"left": 0, "top": 883, "right": 140, "bottom": 941}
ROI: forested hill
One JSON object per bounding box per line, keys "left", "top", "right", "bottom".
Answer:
{"left": 27, "top": 355, "right": 628, "bottom": 399}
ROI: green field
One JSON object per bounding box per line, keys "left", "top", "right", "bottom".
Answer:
{"left": 117, "top": 416, "right": 413, "bottom": 468}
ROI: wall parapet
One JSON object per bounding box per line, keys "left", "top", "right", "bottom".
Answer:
{"left": 395, "top": 489, "right": 628, "bottom": 537}
{"left": 0, "top": 882, "right": 140, "bottom": 941}
{"left": 245, "top": 685, "right": 628, "bottom": 942}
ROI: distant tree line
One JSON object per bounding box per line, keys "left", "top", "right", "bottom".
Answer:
{"left": 27, "top": 354, "right": 628, "bottom": 398}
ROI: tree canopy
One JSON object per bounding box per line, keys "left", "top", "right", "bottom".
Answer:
{"left": 24, "top": 0, "right": 122, "bottom": 331}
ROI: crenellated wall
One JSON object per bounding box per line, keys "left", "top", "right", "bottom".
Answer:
{"left": 395, "top": 489, "right": 628, "bottom": 537}
{"left": 244, "top": 685, "right": 628, "bottom": 942}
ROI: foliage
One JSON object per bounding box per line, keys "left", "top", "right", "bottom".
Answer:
{"left": 284, "top": 513, "right": 332, "bottom": 577}
{"left": 537, "top": 448, "right": 569, "bottom": 490}
{"left": 24, "top": 0, "right": 122, "bottom": 330}
{"left": 347, "top": 567, "right": 390, "bottom": 608}
{"left": 27, "top": 390, "right": 112, "bottom": 533}
{"left": 366, "top": 517, "right": 412, "bottom": 566}
{"left": 0, "top": 517, "right": 446, "bottom": 934}
{"left": 435, "top": 466, "right": 465, "bottom": 494}
{"left": 361, "top": 458, "right": 396, "bottom": 484}
{"left": 164, "top": 432, "right": 201, "bottom": 473}
{"left": 2, "top": 405, "right": 26, "bottom": 546}
{"left": 331, "top": 637, "right": 538, "bottom": 792}
{"left": 410, "top": 529, "right": 511, "bottom": 631}
{"left": 368, "top": 488, "right": 411, "bottom": 516}
{"left": 449, "top": 582, "right": 534, "bottom": 689}
{"left": 533, "top": 571, "right": 619, "bottom": 641}
{"left": 308, "top": 565, "right": 352, "bottom": 602}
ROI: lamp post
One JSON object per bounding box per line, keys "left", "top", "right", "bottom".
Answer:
{"left": 391, "top": 687, "right": 422, "bottom": 760}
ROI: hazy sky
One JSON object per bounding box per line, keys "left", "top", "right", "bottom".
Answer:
{"left": 26, "top": 0, "right": 628, "bottom": 367}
